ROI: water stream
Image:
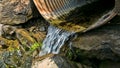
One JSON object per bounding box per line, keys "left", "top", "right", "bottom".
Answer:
{"left": 39, "top": 25, "right": 75, "bottom": 56}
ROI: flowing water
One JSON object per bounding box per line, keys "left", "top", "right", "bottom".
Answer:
{"left": 39, "top": 25, "right": 75, "bottom": 56}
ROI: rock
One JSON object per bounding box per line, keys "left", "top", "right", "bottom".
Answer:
{"left": 32, "top": 54, "right": 84, "bottom": 68}
{"left": 31, "top": 32, "right": 46, "bottom": 42}
{"left": 0, "top": 0, "right": 33, "bottom": 25}
{"left": 16, "top": 28, "right": 36, "bottom": 46}
{"left": 0, "top": 18, "right": 48, "bottom": 68}
{"left": 99, "top": 61, "right": 120, "bottom": 68}
{"left": 0, "top": 36, "right": 20, "bottom": 51}
{"left": 68, "top": 16, "right": 120, "bottom": 61}
{"left": 0, "top": 24, "right": 3, "bottom": 36}
{"left": 0, "top": 50, "right": 33, "bottom": 68}
{"left": 14, "top": 19, "right": 47, "bottom": 49}
{"left": 0, "top": 19, "right": 47, "bottom": 55}
{"left": 2, "top": 24, "right": 18, "bottom": 39}
{"left": 0, "top": 18, "right": 47, "bottom": 47}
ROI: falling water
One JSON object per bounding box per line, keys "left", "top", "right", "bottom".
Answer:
{"left": 39, "top": 25, "right": 75, "bottom": 56}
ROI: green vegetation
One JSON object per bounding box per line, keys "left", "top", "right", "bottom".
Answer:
{"left": 0, "top": 40, "right": 43, "bottom": 68}
{"left": 30, "top": 42, "right": 42, "bottom": 52}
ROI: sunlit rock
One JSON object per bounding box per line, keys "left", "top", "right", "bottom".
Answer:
{"left": 32, "top": 54, "right": 78, "bottom": 68}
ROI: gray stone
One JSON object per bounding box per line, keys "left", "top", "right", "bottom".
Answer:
{"left": 0, "top": 0, "right": 33, "bottom": 25}
{"left": 70, "top": 16, "right": 120, "bottom": 61}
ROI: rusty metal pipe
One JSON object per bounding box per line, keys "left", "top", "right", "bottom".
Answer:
{"left": 33, "top": 0, "right": 119, "bottom": 32}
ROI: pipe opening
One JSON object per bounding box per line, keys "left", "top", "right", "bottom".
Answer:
{"left": 56, "top": 0, "right": 115, "bottom": 32}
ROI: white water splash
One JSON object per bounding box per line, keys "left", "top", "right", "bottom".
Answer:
{"left": 39, "top": 25, "right": 75, "bottom": 56}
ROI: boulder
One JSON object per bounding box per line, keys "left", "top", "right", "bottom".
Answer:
{"left": 32, "top": 54, "right": 92, "bottom": 68}
{"left": 68, "top": 16, "right": 120, "bottom": 61}
{"left": 0, "top": 0, "right": 35, "bottom": 25}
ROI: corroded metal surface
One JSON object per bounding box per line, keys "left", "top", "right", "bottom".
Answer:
{"left": 33, "top": 0, "right": 119, "bottom": 32}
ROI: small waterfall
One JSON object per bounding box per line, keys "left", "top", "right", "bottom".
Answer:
{"left": 39, "top": 25, "right": 75, "bottom": 56}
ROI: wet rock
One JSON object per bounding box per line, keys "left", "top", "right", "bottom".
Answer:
{"left": 0, "top": 0, "right": 33, "bottom": 25}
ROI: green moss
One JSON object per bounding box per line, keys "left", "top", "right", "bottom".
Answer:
{"left": 29, "top": 42, "right": 42, "bottom": 52}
